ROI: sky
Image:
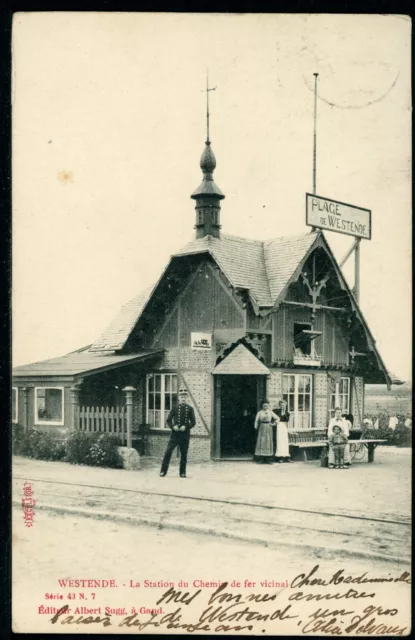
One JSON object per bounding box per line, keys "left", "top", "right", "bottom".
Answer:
{"left": 12, "top": 13, "right": 411, "bottom": 380}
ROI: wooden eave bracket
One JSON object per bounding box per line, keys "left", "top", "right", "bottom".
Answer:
{"left": 301, "top": 329, "right": 322, "bottom": 339}
{"left": 248, "top": 292, "right": 260, "bottom": 316}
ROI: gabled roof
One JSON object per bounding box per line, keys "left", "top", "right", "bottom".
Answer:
{"left": 175, "top": 232, "right": 316, "bottom": 307}
{"left": 85, "top": 230, "right": 395, "bottom": 387}
{"left": 264, "top": 234, "right": 318, "bottom": 302}
{"left": 90, "top": 231, "right": 317, "bottom": 353}
{"left": 90, "top": 285, "right": 155, "bottom": 352}
{"left": 13, "top": 349, "right": 163, "bottom": 378}
{"left": 212, "top": 343, "right": 270, "bottom": 375}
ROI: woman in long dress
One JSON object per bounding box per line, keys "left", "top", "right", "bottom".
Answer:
{"left": 327, "top": 407, "right": 351, "bottom": 468}
{"left": 254, "top": 400, "right": 279, "bottom": 464}
{"left": 275, "top": 399, "right": 291, "bottom": 462}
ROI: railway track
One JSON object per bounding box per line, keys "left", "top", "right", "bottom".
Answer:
{"left": 13, "top": 475, "right": 411, "bottom": 564}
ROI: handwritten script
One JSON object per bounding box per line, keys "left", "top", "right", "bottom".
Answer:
{"left": 49, "top": 565, "right": 410, "bottom": 635}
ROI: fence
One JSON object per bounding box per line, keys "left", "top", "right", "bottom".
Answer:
{"left": 78, "top": 406, "right": 127, "bottom": 445}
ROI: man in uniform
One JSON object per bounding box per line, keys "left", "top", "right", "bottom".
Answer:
{"left": 159, "top": 388, "right": 196, "bottom": 478}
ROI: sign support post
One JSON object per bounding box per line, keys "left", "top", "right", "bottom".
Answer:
{"left": 311, "top": 72, "right": 319, "bottom": 232}
{"left": 306, "top": 74, "right": 370, "bottom": 306}
{"left": 338, "top": 236, "right": 362, "bottom": 302}
{"left": 354, "top": 238, "right": 361, "bottom": 302}
{"left": 313, "top": 72, "right": 318, "bottom": 197}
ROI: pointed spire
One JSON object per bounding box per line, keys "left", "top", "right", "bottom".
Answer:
{"left": 191, "top": 74, "right": 225, "bottom": 240}
{"left": 193, "top": 72, "right": 222, "bottom": 189}
{"left": 206, "top": 71, "right": 211, "bottom": 144}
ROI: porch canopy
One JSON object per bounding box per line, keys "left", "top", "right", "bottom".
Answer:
{"left": 13, "top": 349, "right": 164, "bottom": 379}
{"left": 212, "top": 344, "right": 270, "bottom": 375}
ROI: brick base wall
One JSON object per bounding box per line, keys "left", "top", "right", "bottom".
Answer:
{"left": 33, "top": 424, "right": 69, "bottom": 439}
{"left": 146, "top": 432, "right": 211, "bottom": 463}
{"left": 267, "top": 369, "right": 282, "bottom": 407}
{"left": 314, "top": 372, "right": 329, "bottom": 428}
{"left": 146, "top": 348, "right": 213, "bottom": 438}
{"left": 352, "top": 376, "right": 364, "bottom": 428}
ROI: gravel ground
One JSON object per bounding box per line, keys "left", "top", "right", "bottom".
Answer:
{"left": 13, "top": 446, "right": 411, "bottom": 521}
{"left": 12, "top": 509, "right": 411, "bottom": 635}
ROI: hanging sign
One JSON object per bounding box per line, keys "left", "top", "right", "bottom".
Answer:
{"left": 191, "top": 332, "right": 212, "bottom": 350}
{"left": 306, "top": 194, "right": 371, "bottom": 240}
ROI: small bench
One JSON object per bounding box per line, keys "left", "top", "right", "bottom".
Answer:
{"left": 348, "top": 439, "right": 387, "bottom": 463}
{"left": 288, "top": 430, "right": 327, "bottom": 461}
{"left": 289, "top": 441, "right": 328, "bottom": 461}
{"left": 290, "top": 438, "right": 388, "bottom": 463}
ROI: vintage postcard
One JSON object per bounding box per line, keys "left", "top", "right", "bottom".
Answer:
{"left": 12, "top": 13, "right": 411, "bottom": 635}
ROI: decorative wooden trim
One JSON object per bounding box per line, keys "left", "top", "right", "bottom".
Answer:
{"left": 281, "top": 300, "right": 345, "bottom": 313}
{"left": 246, "top": 328, "right": 272, "bottom": 334}
{"left": 205, "top": 261, "right": 245, "bottom": 317}
{"left": 152, "top": 267, "right": 202, "bottom": 347}
{"left": 352, "top": 376, "right": 363, "bottom": 427}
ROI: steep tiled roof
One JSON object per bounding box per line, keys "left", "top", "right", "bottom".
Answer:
{"left": 212, "top": 344, "right": 270, "bottom": 375}
{"left": 90, "top": 231, "right": 317, "bottom": 353}
{"left": 264, "top": 234, "right": 317, "bottom": 301}
{"left": 89, "top": 285, "right": 155, "bottom": 352}
{"left": 176, "top": 233, "right": 281, "bottom": 306}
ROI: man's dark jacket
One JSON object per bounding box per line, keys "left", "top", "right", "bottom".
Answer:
{"left": 166, "top": 403, "right": 196, "bottom": 433}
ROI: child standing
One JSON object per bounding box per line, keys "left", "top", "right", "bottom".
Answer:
{"left": 328, "top": 425, "right": 349, "bottom": 469}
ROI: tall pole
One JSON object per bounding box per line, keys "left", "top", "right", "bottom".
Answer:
{"left": 206, "top": 72, "right": 210, "bottom": 143}
{"left": 354, "top": 238, "right": 361, "bottom": 302}
{"left": 203, "top": 71, "right": 216, "bottom": 144}
{"left": 313, "top": 72, "right": 319, "bottom": 196}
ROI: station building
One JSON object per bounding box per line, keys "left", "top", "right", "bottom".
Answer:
{"left": 12, "top": 134, "right": 399, "bottom": 461}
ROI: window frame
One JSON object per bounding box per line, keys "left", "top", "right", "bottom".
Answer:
{"left": 293, "top": 322, "right": 313, "bottom": 356}
{"left": 12, "top": 387, "right": 18, "bottom": 423}
{"left": 34, "top": 386, "right": 65, "bottom": 426}
{"left": 146, "top": 373, "right": 178, "bottom": 430}
{"left": 283, "top": 373, "right": 313, "bottom": 431}
{"left": 330, "top": 377, "right": 350, "bottom": 415}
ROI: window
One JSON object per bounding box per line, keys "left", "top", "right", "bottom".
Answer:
{"left": 12, "top": 387, "right": 18, "bottom": 423}
{"left": 294, "top": 323, "right": 312, "bottom": 355}
{"left": 146, "top": 373, "right": 178, "bottom": 429}
{"left": 330, "top": 377, "right": 350, "bottom": 414}
{"left": 283, "top": 374, "right": 313, "bottom": 430}
{"left": 35, "top": 387, "right": 64, "bottom": 425}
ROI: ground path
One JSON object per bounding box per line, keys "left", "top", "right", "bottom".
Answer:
{"left": 13, "top": 447, "right": 411, "bottom": 564}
